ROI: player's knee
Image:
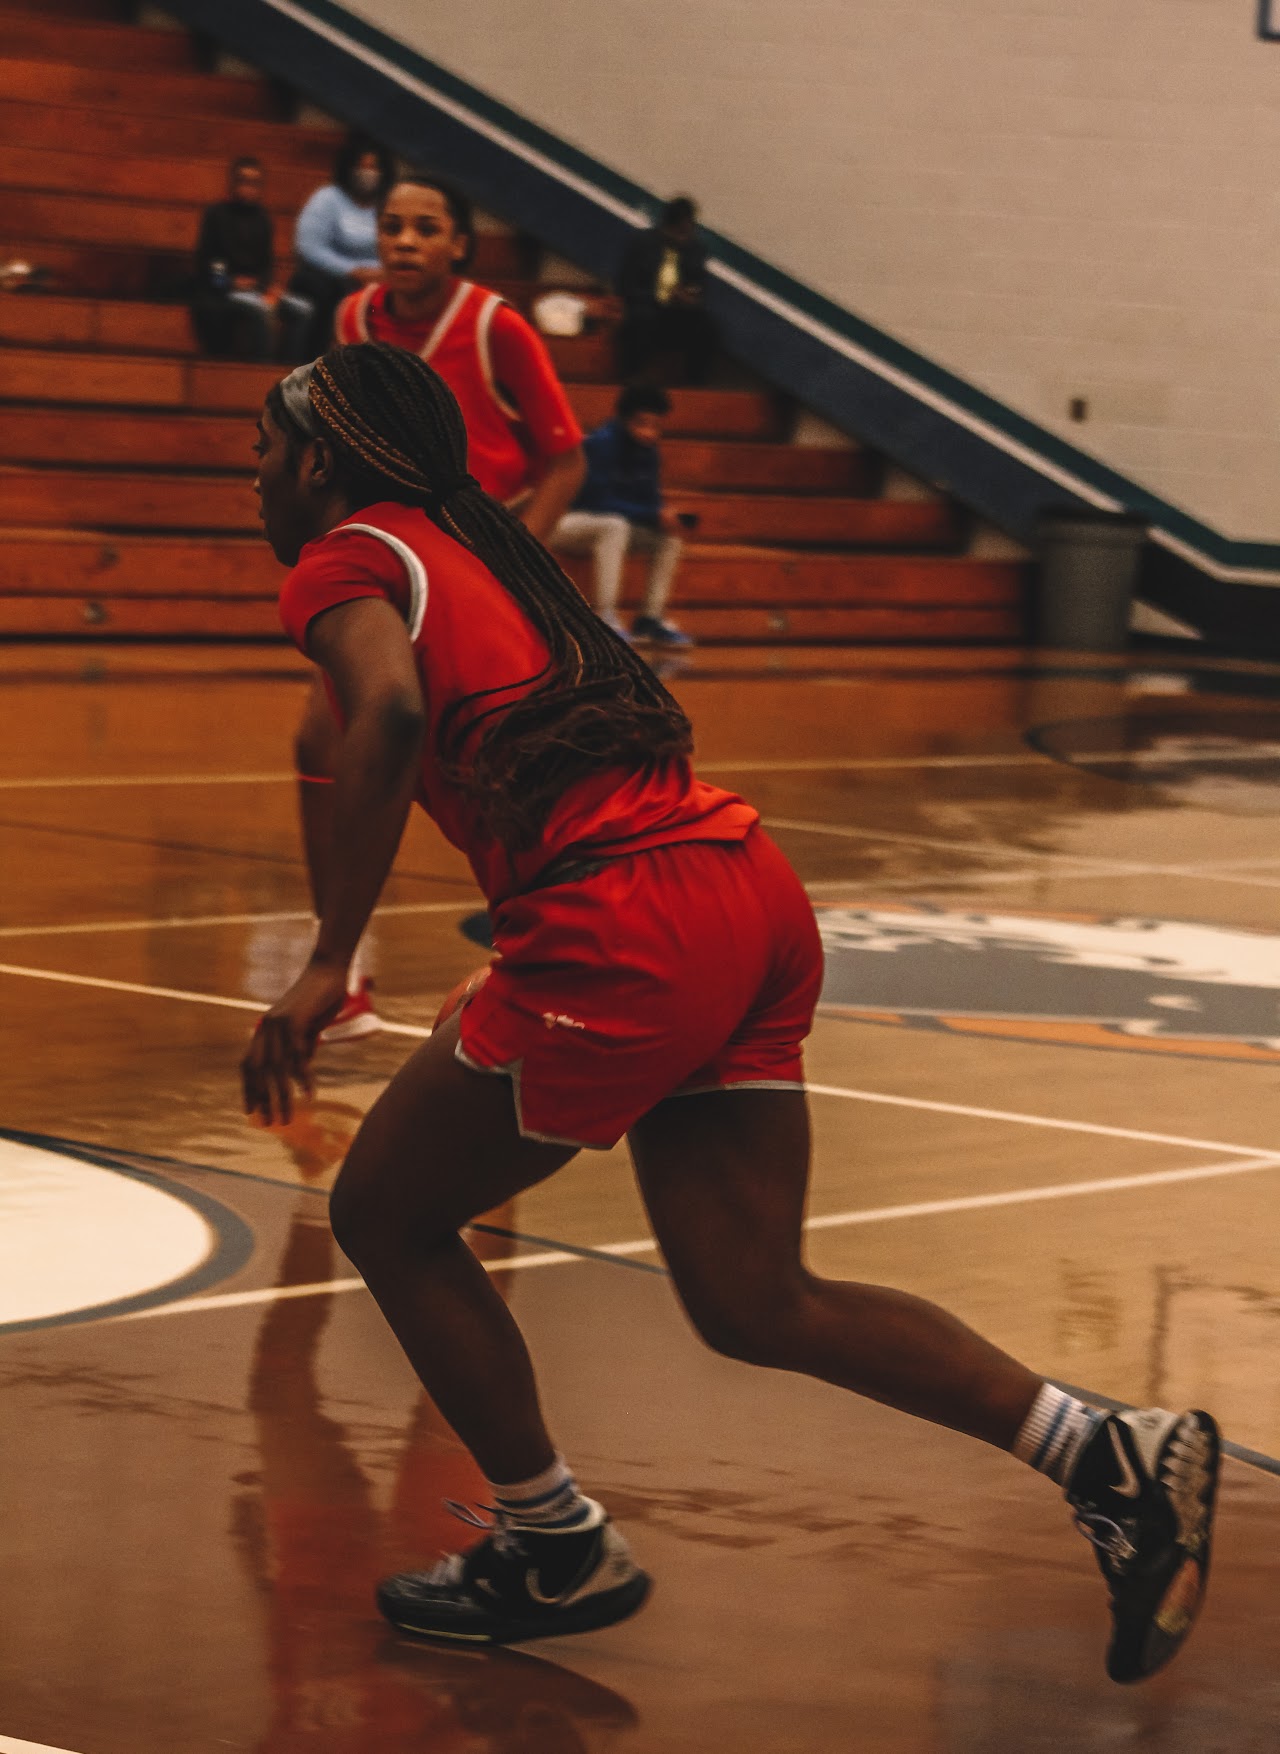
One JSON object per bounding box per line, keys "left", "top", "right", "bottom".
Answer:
{"left": 329, "top": 1155, "right": 458, "bottom": 1267}
{"left": 686, "top": 1278, "right": 808, "bottom": 1368}
{"left": 327, "top": 1168, "right": 376, "bottom": 1264}
{"left": 293, "top": 714, "right": 330, "bottom": 777}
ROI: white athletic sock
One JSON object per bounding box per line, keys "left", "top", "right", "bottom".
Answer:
{"left": 1013, "top": 1383, "right": 1105, "bottom": 1487}
{"left": 489, "top": 1455, "right": 594, "bottom": 1531}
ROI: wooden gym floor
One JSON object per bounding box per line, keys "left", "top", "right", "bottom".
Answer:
{"left": 1, "top": 640, "right": 1279, "bottom": 1754}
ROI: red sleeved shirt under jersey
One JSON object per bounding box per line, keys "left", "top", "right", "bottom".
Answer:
{"left": 279, "top": 502, "right": 757, "bottom": 904}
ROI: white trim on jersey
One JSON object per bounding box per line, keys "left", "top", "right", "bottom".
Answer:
{"left": 350, "top": 283, "right": 376, "bottom": 343}
{"left": 420, "top": 278, "right": 474, "bottom": 363}
{"left": 340, "top": 522, "right": 429, "bottom": 643}
{"left": 475, "top": 292, "right": 522, "bottom": 421}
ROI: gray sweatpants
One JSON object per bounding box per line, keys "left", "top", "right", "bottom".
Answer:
{"left": 553, "top": 511, "right": 683, "bottom": 619}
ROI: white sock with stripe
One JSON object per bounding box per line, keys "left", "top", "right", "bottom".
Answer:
{"left": 1013, "top": 1384, "right": 1105, "bottom": 1487}
{"left": 489, "top": 1455, "right": 595, "bottom": 1531}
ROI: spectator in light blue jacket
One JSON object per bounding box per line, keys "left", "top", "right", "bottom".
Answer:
{"left": 553, "top": 383, "right": 693, "bottom": 648}
{"left": 286, "top": 134, "right": 395, "bottom": 357}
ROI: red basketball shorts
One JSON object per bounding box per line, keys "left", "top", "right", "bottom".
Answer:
{"left": 456, "top": 826, "right": 823, "bottom": 1149}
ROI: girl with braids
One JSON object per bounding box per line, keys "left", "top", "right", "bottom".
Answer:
{"left": 242, "top": 342, "right": 1220, "bottom": 1678}
{"left": 303, "top": 173, "right": 585, "bottom": 1041}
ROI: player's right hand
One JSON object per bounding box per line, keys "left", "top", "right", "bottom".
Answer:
{"left": 240, "top": 961, "right": 348, "bottom": 1126}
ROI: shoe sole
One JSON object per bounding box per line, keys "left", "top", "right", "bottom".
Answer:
{"left": 378, "top": 1570, "right": 651, "bottom": 1646}
{"left": 319, "top": 1011, "right": 382, "bottom": 1044}
{"left": 1109, "top": 1410, "right": 1220, "bottom": 1684}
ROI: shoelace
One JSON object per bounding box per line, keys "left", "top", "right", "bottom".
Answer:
{"left": 1074, "top": 1509, "right": 1137, "bottom": 1568}
{"left": 419, "top": 1501, "right": 524, "bottom": 1587}
{"left": 1161, "top": 1425, "right": 1213, "bottom": 1548}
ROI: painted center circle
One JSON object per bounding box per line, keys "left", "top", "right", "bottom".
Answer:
{"left": 0, "top": 1139, "right": 215, "bottom": 1328}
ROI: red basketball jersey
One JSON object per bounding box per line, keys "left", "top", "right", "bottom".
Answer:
{"left": 279, "top": 502, "right": 757, "bottom": 904}
{"left": 334, "top": 281, "right": 580, "bottom": 502}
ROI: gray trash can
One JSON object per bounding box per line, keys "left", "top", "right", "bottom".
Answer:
{"left": 1034, "top": 507, "right": 1147, "bottom": 652}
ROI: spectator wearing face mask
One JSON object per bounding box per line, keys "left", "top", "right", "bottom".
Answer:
{"left": 286, "top": 135, "right": 394, "bottom": 357}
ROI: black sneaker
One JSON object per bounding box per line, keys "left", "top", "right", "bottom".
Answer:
{"left": 377, "top": 1500, "right": 651, "bottom": 1645}
{"left": 1066, "top": 1407, "right": 1220, "bottom": 1683}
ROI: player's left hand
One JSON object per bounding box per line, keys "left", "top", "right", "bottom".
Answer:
{"left": 241, "top": 961, "right": 349, "bottom": 1125}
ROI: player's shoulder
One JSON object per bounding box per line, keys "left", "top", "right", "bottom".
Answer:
{"left": 300, "top": 511, "right": 414, "bottom": 571}
{"left": 485, "top": 294, "right": 544, "bottom": 349}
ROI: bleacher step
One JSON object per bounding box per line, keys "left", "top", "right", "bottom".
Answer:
{"left": 0, "top": 11, "right": 200, "bottom": 72}
{"left": 0, "top": 468, "right": 954, "bottom": 548}
{"left": 0, "top": 350, "right": 784, "bottom": 435}
{"left": 0, "top": 529, "right": 1024, "bottom": 608}
{"left": 0, "top": 409, "right": 869, "bottom": 493}
{"left": 0, "top": 97, "right": 337, "bottom": 164}
{"left": 0, "top": 56, "right": 277, "bottom": 121}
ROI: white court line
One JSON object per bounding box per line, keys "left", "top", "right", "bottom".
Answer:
{"left": 765, "top": 815, "right": 1280, "bottom": 892}
{"left": 698, "top": 755, "right": 1048, "bottom": 774}
{"left": 0, "top": 899, "right": 476, "bottom": 941}
{"left": 804, "top": 1083, "right": 1276, "bottom": 1157}
{"left": 0, "top": 958, "right": 1274, "bottom": 1156}
{"left": 0, "top": 962, "right": 432, "bottom": 1040}
{"left": 0, "top": 1737, "right": 86, "bottom": 1754}
{"left": 765, "top": 815, "right": 1126, "bottom": 863}
{"left": 118, "top": 1237, "right": 661, "bottom": 1321}
{"left": 0, "top": 770, "right": 293, "bottom": 791}
{"left": 708, "top": 748, "right": 1280, "bottom": 774}
{"left": 801, "top": 864, "right": 1130, "bottom": 895}
{"left": 803, "top": 1153, "right": 1280, "bottom": 1230}
{"left": 5, "top": 740, "right": 1280, "bottom": 793}
{"left": 110, "top": 1150, "right": 1280, "bottom": 1324}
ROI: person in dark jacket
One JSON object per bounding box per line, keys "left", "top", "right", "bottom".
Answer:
{"left": 553, "top": 383, "right": 692, "bottom": 648}
{"left": 191, "top": 157, "right": 306, "bottom": 360}
{"left": 615, "top": 196, "right": 717, "bottom": 385}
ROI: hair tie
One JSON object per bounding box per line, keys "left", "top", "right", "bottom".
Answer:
{"left": 437, "top": 471, "right": 480, "bottom": 500}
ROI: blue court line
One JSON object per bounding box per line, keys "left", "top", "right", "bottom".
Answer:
{"left": 469, "top": 1220, "right": 667, "bottom": 1276}
{"left": 6, "top": 1128, "right": 1277, "bottom": 1480}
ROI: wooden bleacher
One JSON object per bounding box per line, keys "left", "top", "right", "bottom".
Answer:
{"left": 0, "top": 0, "right": 1028, "bottom": 642}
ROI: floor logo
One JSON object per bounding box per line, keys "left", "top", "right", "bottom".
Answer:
{"left": 816, "top": 906, "right": 1280, "bottom": 1062}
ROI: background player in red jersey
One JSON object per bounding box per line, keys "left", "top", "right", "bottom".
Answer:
{"left": 242, "top": 344, "right": 1219, "bottom": 1683}
{"left": 302, "top": 174, "right": 587, "bottom": 1037}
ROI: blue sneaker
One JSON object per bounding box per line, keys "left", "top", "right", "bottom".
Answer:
{"left": 631, "top": 615, "right": 693, "bottom": 649}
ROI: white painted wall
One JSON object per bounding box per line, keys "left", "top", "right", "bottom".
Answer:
{"left": 346, "top": 0, "right": 1280, "bottom": 539}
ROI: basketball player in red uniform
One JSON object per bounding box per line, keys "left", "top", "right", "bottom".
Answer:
{"left": 303, "top": 174, "right": 586, "bottom": 1038}
{"left": 243, "top": 344, "right": 1219, "bottom": 1683}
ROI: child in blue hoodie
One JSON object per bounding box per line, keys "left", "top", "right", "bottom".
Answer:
{"left": 553, "top": 384, "right": 692, "bottom": 648}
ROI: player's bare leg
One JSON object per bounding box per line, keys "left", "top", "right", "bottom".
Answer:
{"left": 330, "top": 1012, "right": 650, "bottom": 1643}
{"left": 629, "top": 1088, "right": 1039, "bottom": 1440}
{"left": 628, "top": 1088, "right": 1220, "bottom": 1683}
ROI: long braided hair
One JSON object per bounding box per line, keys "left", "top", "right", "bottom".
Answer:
{"left": 268, "top": 342, "right": 693, "bottom": 852}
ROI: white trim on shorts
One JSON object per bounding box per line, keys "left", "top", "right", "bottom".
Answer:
{"left": 668, "top": 1079, "right": 807, "bottom": 1097}
{"left": 453, "top": 1042, "right": 600, "bottom": 1150}
{"left": 456, "top": 1039, "right": 806, "bottom": 1146}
